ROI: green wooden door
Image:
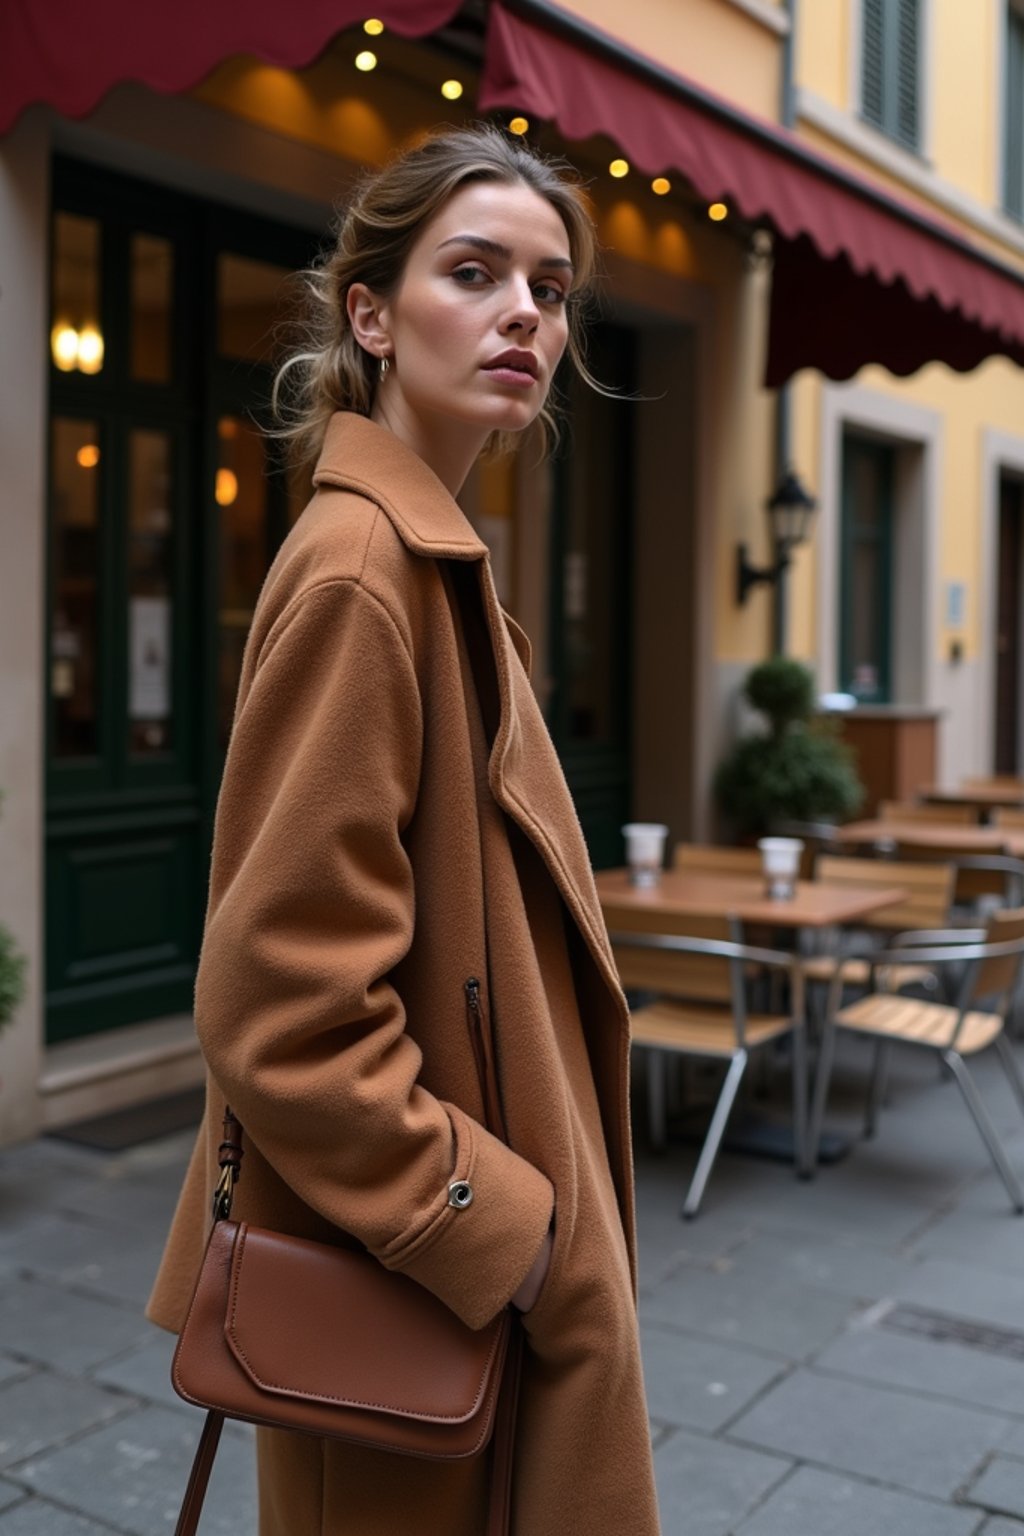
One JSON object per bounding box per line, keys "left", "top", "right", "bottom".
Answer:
{"left": 839, "top": 434, "right": 895, "bottom": 704}
{"left": 546, "top": 322, "right": 634, "bottom": 869}
{"left": 46, "top": 160, "right": 313, "bottom": 1044}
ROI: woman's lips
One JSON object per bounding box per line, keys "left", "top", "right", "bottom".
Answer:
{"left": 482, "top": 366, "right": 537, "bottom": 388}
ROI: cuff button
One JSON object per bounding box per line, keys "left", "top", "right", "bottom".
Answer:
{"left": 447, "top": 1180, "right": 474, "bottom": 1210}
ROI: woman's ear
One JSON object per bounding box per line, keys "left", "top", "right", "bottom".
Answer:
{"left": 347, "top": 283, "right": 391, "bottom": 361}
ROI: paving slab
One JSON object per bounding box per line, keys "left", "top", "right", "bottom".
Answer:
{"left": 735, "top": 1464, "right": 980, "bottom": 1536}
{"left": 0, "top": 1215, "right": 162, "bottom": 1310}
{"left": 90, "top": 1330, "right": 193, "bottom": 1417}
{"left": 980, "top": 1520, "right": 1024, "bottom": 1534}
{"left": 0, "top": 1360, "right": 29, "bottom": 1390}
{"left": 889, "top": 1257, "right": 1024, "bottom": 1334}
{"left": 641, "top": 1259, "right": 857, "bottom": 1360}
{"left": 969, "top": 1457, "right": 1024, "bottom": 1519}
{"left": 640, "top": 1323, "right": 786, "bottom": 1434}
{"left": 653, "top": 1428, "right": 790, "bottom": 1536}
{"left": 0, "top": 1276, "right": 152, "bottom": 1374}
{"left": 720, "top": 1229, "right": 919, "bottom": 1302}
{"left": 815, "top": 1318, "right": 1024, "bottom": 1417}
{"left": 12, "top": 1403, "right": 257, "bottom": 1536}
{"left": 0, "top": 1486, "right": 21, "bottom": 1516}
{"left": 728, "top": 1368, "right": 1009, "bottom": 1499}
{"left": 0, "top": 1502, "right": 116, "bottom": 1536}
{"left": 0, "top": 1371, "right": 134, "bottom": 1471}
{"left": 913, "top": 1199, "right": 1024, "bottom": 1277}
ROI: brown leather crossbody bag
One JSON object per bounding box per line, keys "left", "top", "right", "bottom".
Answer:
{"left": 171, "top": 984, "right": 521, "bottom": 1535}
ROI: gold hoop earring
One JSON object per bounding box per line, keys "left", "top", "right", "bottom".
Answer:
{"left": 379, "top": 355, "right": 391, "bottom": 379}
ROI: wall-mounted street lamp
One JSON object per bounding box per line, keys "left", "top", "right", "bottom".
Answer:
{"left": 735, "top": 470, "right": 817, "bottom": 606}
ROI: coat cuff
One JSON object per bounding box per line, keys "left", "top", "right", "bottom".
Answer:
{"left": 377, "top": 1104, "right": 555, "bottom": 1330}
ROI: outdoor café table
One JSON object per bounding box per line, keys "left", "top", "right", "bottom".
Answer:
{"left": 834, "top": 819, "right": 1024, "bottom": 856}
{"left": 595, "top": 866, "right": 907, "bottom": 1164}
{"left": 920, "top": 784, "right": 1024, "bottom": 816}
{"left": 593, "top": 867, "right": 908, "bottom": 932}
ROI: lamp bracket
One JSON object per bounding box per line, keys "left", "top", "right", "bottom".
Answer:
{"left": 736, "top": 542, "right": 792, "bottom": 606}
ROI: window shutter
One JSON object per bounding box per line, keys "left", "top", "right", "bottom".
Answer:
{"left": 894, "top": 0, "right": 920, "bottom": 148}
{"left": 861, "top": 0, "right": 920, "bottom": 150}
{"left": 862, "top": 0, "right": 886, "bottom": 129}
{"left": 1006, "top": 7, "right": 1024, "bottom": 220}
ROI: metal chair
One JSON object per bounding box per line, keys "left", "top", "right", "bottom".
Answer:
{"left": 610, "top": 921, "right": 809, "bottom": 1219}
{"left": 809, "top": 908, "right": 1024, "bottom": 1211}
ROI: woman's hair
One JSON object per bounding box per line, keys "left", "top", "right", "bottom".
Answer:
{"left": 272, "top": 123, "right": 600, "bottom": 466}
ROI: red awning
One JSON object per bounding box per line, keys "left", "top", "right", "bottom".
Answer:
{"left": 0, "top": 0, "right": 462, "bottom": 135}
{"left": 480, "top": 0, "right": 1024, "bottom": 385}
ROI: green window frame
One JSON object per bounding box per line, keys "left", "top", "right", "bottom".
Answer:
{"left": 861, "top": 0, "right": 921, "bottom": 152}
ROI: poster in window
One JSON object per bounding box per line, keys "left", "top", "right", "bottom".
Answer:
{"left": 130, "top": 596, "right": 171, "bottom": 719}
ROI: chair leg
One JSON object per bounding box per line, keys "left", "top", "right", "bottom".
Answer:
{"left": 864, "top": 1042, "right": 892, "bottom": 1138}
{"left": 995, "top": 1033, "right": 1024, "bottom": 1117}
{"left": 646, "top": 1048, "right": 668, "bottom": 1151}
{"left": 682, "top": 1050, "right": 748, "bottom": 1221}
{"left": 790, "top": 1023, "right": 810, "bottom": 1176}
{"left": 808, "top": 1019, "right": 838, "bottom": 1174}
{"left": 941, "top": 1049, "right": 1024, "bottom": 1214}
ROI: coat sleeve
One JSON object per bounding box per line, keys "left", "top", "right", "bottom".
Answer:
{"left": 195, "top": 577, "right": 554, "bottom": 1330}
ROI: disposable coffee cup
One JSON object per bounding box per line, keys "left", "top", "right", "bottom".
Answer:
{"left": 622, "top": 823, "right": 669, "bottom": 888}
{"left": 757, "top": 836, "right": 804, "bottom": 901}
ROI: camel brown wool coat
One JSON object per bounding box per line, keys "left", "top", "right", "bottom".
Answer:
{"left": 148, "top": 412, "right": 660, "bottom": 1536}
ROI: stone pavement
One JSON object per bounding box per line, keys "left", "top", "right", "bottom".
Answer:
{"left": 4, "top": 1036, "right": 1024, "bottom": 1532}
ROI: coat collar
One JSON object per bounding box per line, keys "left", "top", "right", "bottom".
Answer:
{"left": 313, "top": 413, "right": 488, "bottom": 561}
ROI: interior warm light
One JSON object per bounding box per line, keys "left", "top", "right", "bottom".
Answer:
{"left": 708, "top": 202, "right": 729, "bottom": 221}
{"left": 215, "top": 468, "right": 239, "bottom": 507}
{"left": 218, "top": 418, "right": 239, "bottom": 439}
{"left": 609, "top": 159, "right": 630, "bottom": 178}
{"left": 651, "top": 177, "right": 671, "bottom": 196}
{"left": 363, "top": 18, "right": 384, "bottom": 34}
{"left": 355, "top": 50, "right": 378, "bottom": 71}
{"left": 76, "top": 444, "right": 100, "bottom": 469}
{"left": 441, "top": 79, "right": 464, "bottom": 101}
{"left": 508, "top": 116, "right": 529, "bottom": 135}
{"left": 76, "top": 326, "right": 105, "bottom": 374}
{"left": 51, "top": 323, "right": 79, "bottom": 372}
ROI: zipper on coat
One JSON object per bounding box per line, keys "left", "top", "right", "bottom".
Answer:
{"left": 464, "top": 977, "right": 508, "bottom": 1142}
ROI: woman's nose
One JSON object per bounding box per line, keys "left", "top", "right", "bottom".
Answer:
{"left": 501, "top": 276, "right": 540, "bottom": 334}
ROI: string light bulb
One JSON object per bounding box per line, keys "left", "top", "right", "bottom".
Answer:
{"left": 708, "top": 202, "right": 728, "bottom": 221}
{"left": 441, "top": 79, "right": 463, "bottom": 101}
{"left": 76, "top": 444, "right": 100, "bottom": 469}
{"left": 76, "top": 326, "right": 104, "bottom": 373}
{"left": 651, "top": 177, "right": 671, "bottom": 196}
{"left": 51, "top": 323, "right": 79, "bottom": 372}
{"left": 508, "top": 116, "right": 529, "bottom": 135}
{"left": 609, "top": 158, "right": 630, "bottom": 178}
{"left": 363, "top": 18, "right": 384, "bottom": 34}
{"left": 355, "top": 50, "right": 378, "bottom": 71}
{"left": 215, "top": 469, "right": 239, "bottom": 508}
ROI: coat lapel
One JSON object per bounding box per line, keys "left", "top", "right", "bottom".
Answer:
{"left": 476, "top": 559, "right": 629, "bottom": 1026}
{"left": 312, "top": 414, "right": 629, "bottom": 1026}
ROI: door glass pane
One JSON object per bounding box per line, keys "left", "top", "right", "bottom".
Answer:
{"left": 217, "top": 254, "right": 292, "bottom": 364}
{"left": 218, "top": 415, "right": 269, "bottom": 749}
{"left": 127, "top": 430, "right": 174, "bottom": 755}
{"left": 131, "top": 233, "right": 173, "bottom": 383}
{"left": 51, "top": 213, "right": 104, "bottom": 376}
{"left": 51, "top": 418, "right": 101, "bottom": 757}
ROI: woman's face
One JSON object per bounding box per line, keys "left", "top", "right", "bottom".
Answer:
{"left": 360, "top": 179, "right": 574, "bottom": 482}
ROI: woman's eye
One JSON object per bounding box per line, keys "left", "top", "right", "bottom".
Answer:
{"left": 533, "top": 282, "right": 567, "bottom": 305}
{"left": 452, "top": 265, "right": 488, "bottom": 285}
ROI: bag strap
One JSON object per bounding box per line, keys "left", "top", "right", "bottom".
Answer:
{"left": 176, "top": 1106, "right": 520, "bottom": 1536}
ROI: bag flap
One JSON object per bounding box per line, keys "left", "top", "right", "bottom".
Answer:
{"left": 225, "top": 1224, "right": 507, "bottom": 1424}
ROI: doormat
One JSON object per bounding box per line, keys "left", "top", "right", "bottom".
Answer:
{"left": 48, "top": 1086, "right": 205, "bottom": 1152}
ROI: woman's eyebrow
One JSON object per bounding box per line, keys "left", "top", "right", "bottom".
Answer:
{"left": 436, "top": 233, "right": 574, "bottom": 271}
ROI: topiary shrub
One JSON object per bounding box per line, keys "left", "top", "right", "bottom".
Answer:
{"left": 715, "top": 659, "right": 864, "bottom": 838}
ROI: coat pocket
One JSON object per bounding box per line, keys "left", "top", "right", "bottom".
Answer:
{"left": 464, "top": 976, "right": 507, "bottom": 1142}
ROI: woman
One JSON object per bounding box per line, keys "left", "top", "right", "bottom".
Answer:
{"left": 149, "top": 124, "right": 661, "bottom": 1536}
